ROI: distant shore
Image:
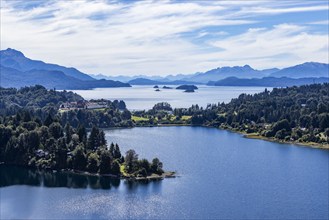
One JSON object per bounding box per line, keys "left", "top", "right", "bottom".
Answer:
{"left": 243, "top": 133, "right": 329, "bottom": 150}
{"left": 136, "top": 123, "right": 329, "bottom": 150}
{"left": 218, "top": 126, "right": 329, "bottom": 150}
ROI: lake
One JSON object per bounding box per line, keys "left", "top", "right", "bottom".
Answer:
{"left": 69, "top": 85, "right": 270, "bottom": 110}
{"left": 1, "top": 126, "right": 328, "bottom": 219}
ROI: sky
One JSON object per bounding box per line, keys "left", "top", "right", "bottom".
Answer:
{"left": 1, "top": 0, "right": 328, "bottom": 76}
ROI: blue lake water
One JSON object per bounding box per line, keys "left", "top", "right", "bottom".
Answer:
{"left": 1, "top": 126, "right": 328, "bottom": 219}
{"left": 69, "top": 85, "right": 270, "bottom": 110}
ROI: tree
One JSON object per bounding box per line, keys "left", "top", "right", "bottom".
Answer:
{"left": 151, "top": 158, "right": 163, "bottom": 175}
{"left": 27, "top": 130, "right": 40, "bottom": 154}
{"left": 99, "top": 130, "right": 107, "bottom": 147}
{"left": 64, "top": 123, "right": 73, "bottom": 144}
{"left": 43, "top": 113, "right": 53, "bottom": 126}
{"left": 139, "top": 159, "right": 150, "bottom": 174}
{"left": 77, "top": 124, "right": 87, "bottom": 143}
{"left": 87, "top": 153, "right": 99, "bottom": 173}
{"left": 271, "top": 119, "right": 291, "bottom": 134}
{"left": 122, "top": 110, "right": 131, "bottom": 120}
{"left": 0, "top": 125, "right": 13, "bottom": 161}
{"left": 23, "top": 110, "right": 32, "bottom": 122}
{"left": 113, "top": 144, "right": 121, "bottom": 159}
{"left": 49, "top": 122, "right": 63, "bottom": 139}
{"left": 73, "top": 146, "right": 87, "bottom": 171}
{"left": 111, "top": 160, "right": 121, "bottom": 176}
{"left": 319, "top": 114, "right": 329, "bottom": 131}
{"left": 125, "top": 149, "right": 138, "bottom": 173}
{"left": 109, "top": 142, "right": 115, "bottom": 157}
{"left": 99, "top": 149, "right": 112, "bottom": 174}
{"left": 87, "top": 126, "right": 100, "bottom": 150}
{"left": 55, "top": 137, "right": 68, "bottom": 169}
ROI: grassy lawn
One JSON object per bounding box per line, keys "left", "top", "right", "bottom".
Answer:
{"left": 181, "top": 115, "right": 192, "bottom": 120}
{"left": 91, "top": 108, "right": 107, "bottom": 112}
{"left": 120, "top": 165, "right": 128, "bottom": 176}
{"left": 169, "top": 115, "right": 176, "bottom": 121}
{"left": 132, "top": 115, "right": 149, "bottom": 122}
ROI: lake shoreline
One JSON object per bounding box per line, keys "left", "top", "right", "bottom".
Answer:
{"left": 136, "top": 123, "right": 329, "bottom": 150}
{"left": 105, "top": 123, "right": 328, "bottom": 149}
{"left": 63, "top": 169, "right": 177, "bottom": 181}
{"left": 242, "top": 133, "right": 329, "bottom": 150}
{"left": 0, "top": 163, "right": 177, "bottom": 181}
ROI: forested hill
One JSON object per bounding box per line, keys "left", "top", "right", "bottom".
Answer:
{"left": 179, "top": 83, "right": 329, "bottom": 145}
{"left": 0, "top": 85, "right": 83, "bottom": 115}
{"left": 0, "top": 85, "right": 165, "bottom": 178}
{"left": 131, "top": 83, "right": 329, "bottom": 146}
{"left": 0, "top": 85, "right": 133, "bottom": 128}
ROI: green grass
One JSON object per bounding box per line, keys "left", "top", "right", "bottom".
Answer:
{"left": 169, "top": 115, "right": 176, "bottom": 121}
{"left": 132, "top": 115, "right": 149, "bottom": 122}
{"left": 91, "top": 108, "right": 107, "bottom": 112}
{"left": 120, "top": 165, "right": 128, "bottom": 176}
{"left": 181, "top": 115, "right": 192, "bottom": 120}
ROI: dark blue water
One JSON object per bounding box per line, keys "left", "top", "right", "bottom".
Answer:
{"left": 1, "top": 126, "right": 328, "bottom": 219}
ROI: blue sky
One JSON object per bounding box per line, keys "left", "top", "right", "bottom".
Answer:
{"left": 1, "top": 0, "right": 328, "bottom": 76}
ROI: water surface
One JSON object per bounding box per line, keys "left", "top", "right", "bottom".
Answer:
{"left": 70, "top": 85, "right": 269, "bottom": 110}
{"left": 1, "top": 126, "right": 328, "bottom": 219}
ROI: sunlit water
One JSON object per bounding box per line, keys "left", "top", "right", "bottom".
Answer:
{"left": 1, "top": 126, "right": 328, "bottom": 219}
{"left": 69, "top": 85, "right": 270, "bottom": 110}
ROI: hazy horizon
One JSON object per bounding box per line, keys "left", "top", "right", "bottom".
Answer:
{"left": 1, "top": 0, "right": 328, "bottom": 77}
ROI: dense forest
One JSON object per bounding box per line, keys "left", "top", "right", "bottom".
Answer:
{"left": 0, "top": 85, "right": 133, "bottom": 128}
{"left": 0, "top": 112, "right": 164, "bottom": 178}
{"left": 0, "top": 85, "right": 165, "bottom": 178}
{"left": 133, "top": 84, "right": 329, "bottom": 146}
{"left": 1, "top": 83, "right": 328, "bottom": 176}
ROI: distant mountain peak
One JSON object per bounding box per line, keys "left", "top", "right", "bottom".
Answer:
{"left": 243, "top": 64, "right": 252, "bottom": 69}
{"left": 1, "top": 48, "right": 95, "bottom": 81}
{"left": 270, "top": 62, "right": 328, "bottom": 78}
{"left": 1, "top": 48, "right": 25, "bottom": 57}
{"left": 299, "top": 62, "right": 327, "bottom": 67}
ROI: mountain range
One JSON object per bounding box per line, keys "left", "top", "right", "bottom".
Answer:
{"left": 269, "top": 62, "right": 329, "bottom": 78}
{"left": 0, "top": 48, "right": 328, "bottom": 89}
{"left": 128, "top": 78, "right": 200, "bottom": 85}
{"left": 0, "top": 48, "right": 130, "bottom": 89}
{"left": 207, "top": 77, "right": 328, "bottom": 87}
{"left": 125, "top": 62, "right": 328, "bottom": 85}
{"left": 92, "top": 62, "right": 328, "bottom": 86}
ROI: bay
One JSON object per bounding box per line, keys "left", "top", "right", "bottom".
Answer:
{"left": 69, "top": 85, "right": 270, "bottom": 110}
{"left": 1, "top": 126, "right": 328, "bottom": 219}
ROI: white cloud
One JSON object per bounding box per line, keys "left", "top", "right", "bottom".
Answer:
{"left": 0, "top": 0, "right": 328, "bottom": 76}
{"left": 207, "top": 24, "right": 328, "bottom": 69}
{"left": 307, "top": 20, "right": 329, "bottom": 25}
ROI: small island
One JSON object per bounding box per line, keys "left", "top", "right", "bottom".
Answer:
{"left": 162, "top": 86, "right": 173, "bottom": 89}
{"left": 176, "top": 85, "right": 198, "bottom": 90}
{"left": 153, "top": 85, "right": 159, "bottom": 88}
{"left": 155, "top": 88, "right": 161, "bottom": 92}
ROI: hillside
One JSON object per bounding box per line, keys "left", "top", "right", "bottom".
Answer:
{"left": 128, "top": 78, "right": 199, "bottom": 85}
{"left": 0, "top": 48, "right": 131, "bottom": 89}
{"left": 0, "top": 65, "right": 130, "bottom": 89}
{"left": 270, "top": 62, "right": 329, "bottom": 78}
{"left": 183, "top": 65, "right": 272, "bottom": 83}
{"left": 208, "top": 76, "right": 329, "bottom": 87}
{"left": 1, "top": 48, "right": 94, "bottom": 81}
{"left": 122, "top": 62, "right": 327, "bottom": 84}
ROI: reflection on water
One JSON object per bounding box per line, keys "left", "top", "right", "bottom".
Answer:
{"left": 0, "top": 165, "right": 123, "bottom": 189}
